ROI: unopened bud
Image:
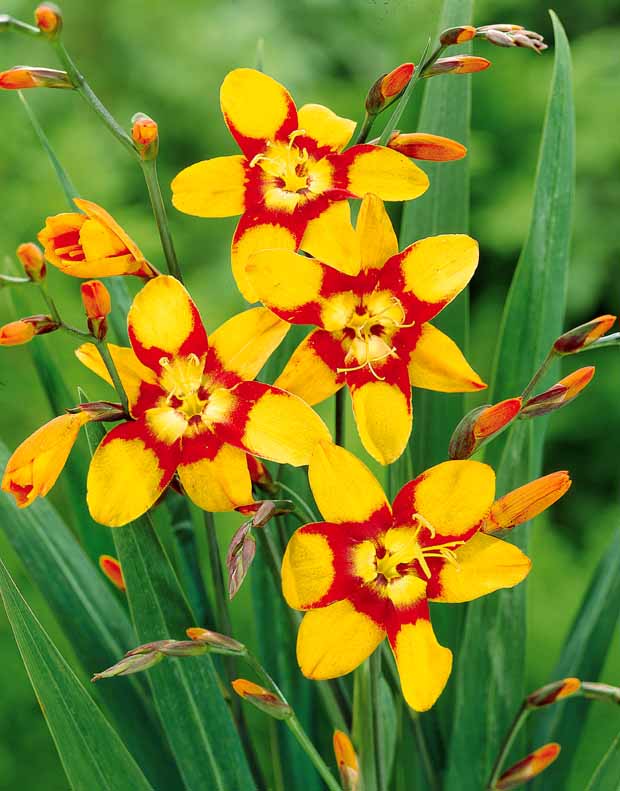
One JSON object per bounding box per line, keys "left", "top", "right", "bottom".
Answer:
{"left": 67, "top": 400, "right": 127, "bottom": 422}
{"left": 387, "top": 131, "right": 467, "bottom": 161}
{"left": 34, "top": 3, "right": 62, "bottom": 37}
{"left": 440, "top": 25, "right": 476, "bottom": 46}
{"left": 580, "top": 682, "right": 620, "bottom": 705}
{"left": 365, "top": 63, "right": 414, "bottom": 115}
{"left": 477, "top": 24, "right": 524, "bottom": 33}
{"left": 521, "top": 367, "right": 595, "bottom": 418}
{"left": 333, "top": 731, "right": 360, "bottom": 791}
{"left": 0, "top": 315, "right": 58, "bottom": 346}
{"left": 17, "top": 242, "right": 46, "bottom": 282}
{"left": 81, "top": 280, "right": 111, "bottom": 341}
{"left": 231, "top": 679, "right": 292, "bottom": 719}
{"left": 484, "top": 471, "right": 571, "bottom": 533}
{"left": 92, "top": 650, "right": 163, "bottom": 681}
{"left": 495, "top": 743, "right": 561, "bottom": 789}
{"left": 99, "top": 554, "right": 125, "bottom": 591}
{"left": 554, "top": 315, "right": 616, "bottom": 355}
{"left": 449, "top": 397, "right": 522, "bottom": 460}
{"left": 478, "top": 24, "right": 547, "bottom": 53}
{"left": 247, "top": 454, "right": 278, "bottom": 494}
{"left": 186, "top": 627, "right": 247, "bottom": 655}
{"left": 424, "top": 55, "right": 491, "bottom": 77}
{"left": 126, "top": 639, "right": 210, "bottom": 658}
{"left": 226, "top": 519, "right": 256, "bottom": 600}
{"left": 527, "top": 678, "right": 581, "bottom": 708}
{"left": 483, "top": 29, "right": 516, "bottom": 47}
{"left": 0, "top": 66, "right": 72, "bottom": 90}
{"left": 131, "top": 113, "right": 159, "bottom": 159}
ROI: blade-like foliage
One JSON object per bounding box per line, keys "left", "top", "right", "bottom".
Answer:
{"left": 585, "top": 731, "right": 620, "bottom": 791}
{"left": 0, "top": 556, "right": 154, "bottom": 791}
{"left": 446, "top": 12, "right": 575, "bottom": 790}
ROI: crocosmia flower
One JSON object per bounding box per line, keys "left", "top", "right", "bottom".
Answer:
{"left": 38, "top": 198, "right": 157, "bottom": 278}
{"left": 78, "top": 275, "right": 330, "bottom": 526}
{"left": 247, "top": 194, "right": 485, "bottom": 464}
{"left": 171, "top": 68, "right": 429, "bottom": 301}
{"left": 282, "top": 442, "right": 543, "bottom": 711}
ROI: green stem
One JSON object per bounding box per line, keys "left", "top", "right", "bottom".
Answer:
{"left": 3, "top": 16, "right": 42, "bottom": 36}
{"left": 96, "top": 339, "right": 130, "bottom": 415}
{"left": 286, "top": 716, "right": 342, "bottom": 791}
{"left": 38, "top": 281, "right": 92, "bottom": 340}
{"left": 335, "top": 387, "right": 346, "bottom": 447}
{"left": 520, "top": 349, "right": 556, "bottom": 402}
{"left": 486, "top": 703, "right": 528, "bottom": 790}
{"left": 353, "top": 113, "right": 374, "bottom": 145}
{"left": 276, "top": 481, "right": 318, "bottom": 523}
{"left": 370, "top": 650, "right": 386, "bottom": 790}
{"left": 141, "top": 158, "right": 183, "bottom": 282}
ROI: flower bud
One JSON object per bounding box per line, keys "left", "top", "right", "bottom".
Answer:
{"left": 449, "top": 398, "right": 522, "bottom": 460}
{"left": 0, "top": 66, "right": 72, "bottom": 90}
{"left": 580, "top": 681, "right": 620, "bottom": 705}
{"left": 387, "top": 131, "right": 466, "bottom": 161}
{"left": 477, "top": 25, "right": 547, "bottom": 53}
{"left": 131, "top": 113, "right": 159, "bottom": 159}
{"left": 424, "top": 55, "right": 491, "bottom": 77}
{"left": 365, "top": 63, "right": 414, "bottom": 115}
{"left": 0, "top": 314, "right": 59, "bottom": 346}
{"left": 231, "top": 679, "right": 292, "bottom": 719}
{"left": 521, "top": 367, "right": 595, "bottom": 418}
{"left": 333, "top": 731, "right": 360, "bottom": 791}
{"left": 34, "top": 3, "right": 62, "bottom": 37}
{"left": 92, "top": 650, "right": 163, "bottom": 681}
{"left": 99, "top": 555, "right": 126, "bottom": 591}
{"left": 67, "top": 400, "right": 127, "bottom": 422}
{"left": 484, "top": 471, "right": 571, "bottom": 533}
{"left": 247, "top": 454, "right": 278, "bottom": 494}
{"left": 553, "top": 315, "right": 616, "bottom": 355}
{"left": 186, "top": 627, "right": 247, "bottom": 655}
{"left": 495, "top": 743, "right": 561, "bottom": 789}
{"left": 127, "top": 639, "right": 209, "bottom": 658}
{"left": 17, "top": 242, "right": 46, "bottom": 281}
{"left": 81, "top": 280, "right": 111, "bottom": 340}
{"left": 226, "top": 519, "right": 256, "bottom": 600}
{"left": 527, "top": 678, "right": 581, "bottom": 708}
{"left": 440, "top": 26, "right": 476, "bottom": 46}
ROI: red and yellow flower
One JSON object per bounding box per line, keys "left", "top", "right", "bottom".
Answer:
{"left": 171, "top": 68, "right": 429, "bottom": 301}
{"left": 247, "top": 194, "right": 485, "bottom": 464}
{"left": 77, "top": 275, "right": 331, "bottom": 526}
{"left": 282, "top": 443, "right": 569, "bottom": 711}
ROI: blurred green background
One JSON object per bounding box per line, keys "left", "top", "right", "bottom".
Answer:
{"left": 1, "top": 0, "right": 619, "bottom": 788}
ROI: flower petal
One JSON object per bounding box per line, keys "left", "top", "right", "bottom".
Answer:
{"left": 297, "top": 104, "right": 356, "bottom": 153}
{"left": 171, "top": 155, "right": 247, "bottom": 218}
{"left": 427, "top": 532, "right": 532, "bottom": 603}
{"left": 275, "top": 329, "right": 346, "bottom": 406}
{"left": 232, "top": 216, "right": 299, "bottom": 302}
{"left": 128, "top": 275, "right": 208, "bottom": 372}
{"left": 297, "top": 599, "right": 385, "bottom": 680}
{"left": 87, "top": 418, "right": 181, "bottom": 527}
{"left": 300, "top": 201, "right": 361, "bottom": 274}
{"left": 342, "top": 144, "right": 429, "bottom": 201}
{"left": 220, "top": 68, "right": 298, "bottom": 159}
{"left": 356, "top": 193, "right": 399, "bottom": 271}
{"left": 348, "top": 357, "right": 412, "bottom": 465}
{"left": 282, "top": 525, "right": 338, "bottom": 610}
{"left": 392, "top": 460, "right": 495, "bottom": 540}
{"left": 308, "top": 441, "right": 390, "bottom": 524}
{"left": 74, "top": 199, "right": 144, "bottom": 262}
{"left": 407, "top": 322, "right": 486, "bottom": 392}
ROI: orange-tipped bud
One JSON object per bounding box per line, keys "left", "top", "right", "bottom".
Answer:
{"left": 34, "top": 3, "right": 62, "bottom": 36}
{"left": 387, "top": 131, "right": 467, "bottom": 161}
{"left": 92, "top": 650, "right": 163, "bottom": 681}
{"left": 527, "top": 678, "right": 581, "bottom": 708}
{"left": 0, "top": 314, "right": 58, "bottom": 346}
{"left": 232, "top": 679, "right": 292, "bottom": 719}
{"left": 81, "top": 280, "right": 111, "bottom": 340}
{"left": 440, "top": 25, "right": 476, "bottom": 46}
{"left": 521, "top": 367, "right": 595, "bottom": 418}
{"left": 449, "top": 397, "right": 522, "bottom": 460}
{"left": 247, "top": 454, "right": 277, "bottom": 493}
{"left": 99, "top": 555, "right": 125, "bottom": 591}
{"left": 424, "top": 55, "right": 491, "bottom": 77}
{"left": 131, "top": 113, "right": 159, "bottom": 159}
{"left": 0, "top": 66, "right": 72, "bottom": 90}
{"left": 186, "top": 627, "right": 247, "bottom": 655}
{"left": 17, "top": 242, "right": 46, "bottom": 281}
{"left": 484, "top": 471, "right": 571, "bottom": 533}
{"left": 333, "top": 731, "right": 360, "bottom": 791}
{"left": 495, "top": 743, "right": 561, "bottom": 789}
{"left": 365, "top": 63, "right": 414, "bottom": 115}
{"left": 554, "top": 315, "right": 616, "bottom": 355}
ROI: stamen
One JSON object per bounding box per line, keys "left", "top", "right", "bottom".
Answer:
{"left": 287, "top": 128, "right": 307, "bottom": 148}
{"left": 411, "top": 513, "right": 436, "bottom": 539}
{"left": 187, "top": 352, "right": 200, "bottom": 366}
{"left": 159, "top": 356, "right": 171, "bottom": 367}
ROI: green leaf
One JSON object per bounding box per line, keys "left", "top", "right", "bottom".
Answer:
{"left": 380, "top": 677, "right": 398, "bottom": 785}
{"left": 585, "top": 731, "right": 620, "bottom": 791}
{"left": 446, "top": 12, "right": 575, "bottom": 790}
{"left": 0, "top": 555, "right": 154, "bottom": 791}
{"left": 532, "top": 530, "right": 620, "bottom": 789}
{"left": 0, "top": 441, "right": 180, "bottom": 789}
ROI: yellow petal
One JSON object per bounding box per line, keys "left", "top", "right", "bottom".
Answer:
{"left": 301, "top": 201, "right": 361, "bottom": 275}
{"left": 350, "top": 375, "right": 412, "bottom": 465}
{"left": 345, "top": 145, "right": 429, "bottom": 201}
{"left": 356, "top": 193, "right": 399, "bottom": 271}
{"left": 430, "top": 532, "right": 531, "bottom": 603}
{"left": 282, "top": 529, "right": 335, "bottom": 609}
{"left": 246, "top": 248, "right": 325, "bottom": 314}
{"left": 408, "top": 323, "right": 486, "bottom": 392}
{"left": 308, "top": 441, "right": 389, "bottom": 523}
{"left": 390, "top": 619, "right": 452, "bottom": 711}
{"left": 297, "top": 103, "right": 356, "bottom": 152}
{"left": 297, "top": 600, "right": 385, "bottom": 679}
{"left": 232, "top": 220, "right": 298, "bottom": 303}
{"left": 274, "top": 329, "right": 345, "bottom": 406}
{"left": 171, "top": 155, "right": 246, "bottom": 218}
{"left": 178, "top": 442, "right": 253, "bottom": 512}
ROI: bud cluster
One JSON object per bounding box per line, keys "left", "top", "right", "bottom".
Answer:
{"left": 476, "top": 23, "right": 548, "bottom": 53}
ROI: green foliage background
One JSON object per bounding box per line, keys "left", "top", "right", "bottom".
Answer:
{"left": 0, "top": 0, "right": 618, "bottom": 788}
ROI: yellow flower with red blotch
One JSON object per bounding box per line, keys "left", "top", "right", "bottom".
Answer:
{"left": 171, "top": 68, "right": 429, "bottom": 301}
{"left": 77, "top": 275, "right": 331, "bottom": 526}
{"left": 282, "top": 443, "right": 570, "bottom": 711}
{"left": 247, "top": 194, "right": 485, "bottom": 464}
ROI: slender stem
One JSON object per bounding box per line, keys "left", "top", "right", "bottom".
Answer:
{"left": 269, "top": 719, "right": 286, "bottom": 791}
{"left": 335, "top": 387, "right": 346, "bottom": 447}
{"left": 38, "top": 281, "right": 92, "bottom": 339}
{"left": 3, "top": 16, "right": 42, "bottom": 36}
{"left": 353, "top": 113, "right": 374, "bottom": 145}
{"left": 141, "top": 158, "right": 183, "bottom": 282}
{"left": 276, "top": 481, "right": 318, "bottom": 523}
{"left": 96, "top": 340, "right": 130, "bottom": 415}
{"left": 286, "top": 716, "right": 342, "bottom": 791}
{"left": 520, "top": 349, "right": 556, "bottom": 402}
{"left": 486, "top": 703, "right": 529, "bottom": 790}
{"left": 370, "top": 650, "right": 386, "bottom": 790}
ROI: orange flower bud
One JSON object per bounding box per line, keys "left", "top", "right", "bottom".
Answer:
{"left": 131, "top": 112, "right": 159, "bottom": 159}
{"left": 553, "top": 315, "right": 616, "bottom": 355}
{"left": 365, "top": 63, "right": 414, "bottom": 115}
{"left": 0, "top": 66, "right": 72, "bottom": 90}
{"left": 0, "top": 314, "right": 58, "bottom": 346}
{"left": 440, "top": 25, "right": 476, "bottom": 45}
{"left": 232, "top": 678, "right": 292, "bottom": 719}
{"left": 99, "top": 555, "right": 126, "bottom": 592}
{"left": 81, "top": 280, "right": 111, "bottom": 340}
{"left": 449, "top": 398, "right": 522, "bottom": 460}
{"left": 17, "top": 242, "right": 46, "bottom": 281}
{"left": 186, "top": 627, "right": 247, "bottom": 654}
{"left": 484, "top": 471, "right": 571, "bottom": 533}
{"left": 527, "top": 677, "right": 581, "bottom": 708}
{"left": 387, "top": 132, "right": 467, "bottom": 162}
{"left": 1, "top": 412, "right": 91, "bottom": 508}
{"left": 34, "top": 3, "right": 62, "bottom": 36}
{"left": 496, "top": 743, "right": 561, "bottom": 789}
{"left": 247, "top": 454, "right": 277, "bottom": 493}
{"left": 333, "top": 731, "right": 360, "bottom": 791}
{"left": 521, "top": 367, "right": 595, "bottom": 418}
{"left": 425, "top": 55, "right": 491, "bottom": 77}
